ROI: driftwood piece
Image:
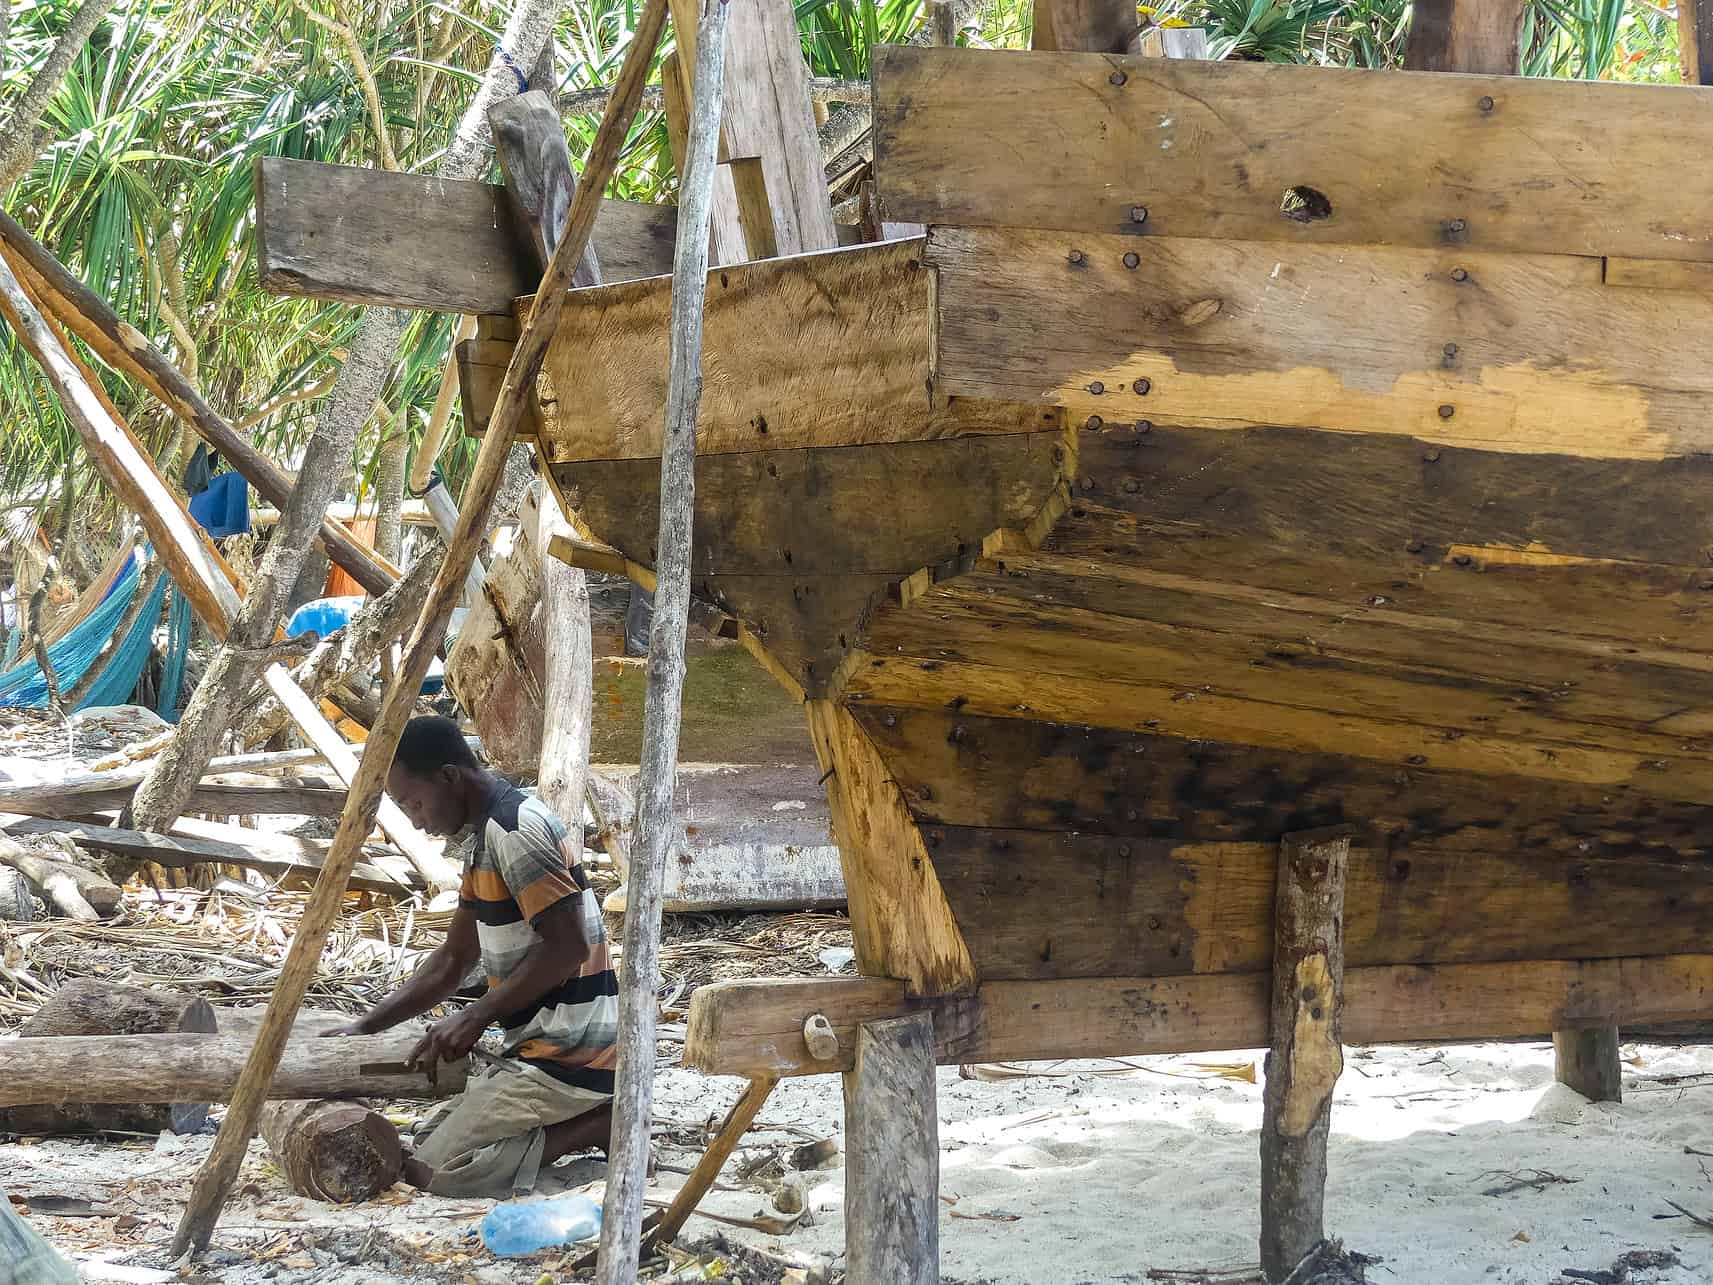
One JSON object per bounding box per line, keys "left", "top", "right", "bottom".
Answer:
{"left": 843, "top": 1013, "right": 939, "bottom": 1285}
{"left": 0, "top": 980, "right": 215, "bottom": 1136}
{"left": 597, "top": 3, "right": 728, "bottom": 1279}
{"left": 1260, "top": 828, "right": 1352, "bottom": 1284}
{"left": 0, "top": 1032, "right": 465, "bottom": 1107}
{"left": 260, "top": 1100, "right": 404, "bottom": 1203}
{"left": 170, "top": 0, "right": 672, "bottom": 1256}
{"left": 0, "top": 834, "right": 120, "bottom": 919}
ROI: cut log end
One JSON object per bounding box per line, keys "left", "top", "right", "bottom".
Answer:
{"left": 261, "top": 1099, "right": 404, "bottom": 1203}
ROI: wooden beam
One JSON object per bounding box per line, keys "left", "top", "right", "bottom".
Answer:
{"left": 1031, "top": 0, "right": 1139, "bottom": 53}
{"left": 0, "top": 213, "right": 396, "bottom": 598}
{"left": 1403, "top": 0, "right": 1527, "bottom": 73}
{"left": 535, "top": 240, "right": 1056, "bottom": 460}
{"left": 254, "top": 158, "right": 676, "bottom": 314}
{"left": 683, "top": 953, "right": 1713, "bottom": 1079}
{"left": 806, "top": 701, "right": 976, "bottom": 997}
{"left": 4, "top": 817, "right": 421, "bottom": 894}
{"left": 872, "top": 47, "right": 1713, "bottom": 263}
{"left": 1682, "top": 0, "right": 1713, "bottom": 85}
{"left": 1, "top": 780, "right": 344, "bottom": 819}
{"left": 843, "top": 1014, "right": 939, "bottom": 1285}
{"left": 1259, "top": 829, "right": 1350, "bottom": 1283}
{"left": 927, "top": 223, "right": 1713, "bottom": 460}
{"left": 0, "top": 256, "right": 241, "bottom": 635}
{"left": 0, "top": 1032, "right": 463, "bottom": 1106}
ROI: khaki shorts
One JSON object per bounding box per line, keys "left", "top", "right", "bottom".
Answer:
{"left": 411, "top": 1060, "right": 609, "bottom": 1198}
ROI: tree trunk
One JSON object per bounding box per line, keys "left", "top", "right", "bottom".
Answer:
{"left": 373, "top": 417, "right": 408, "bottom": 565}
{"left": 260, "top": 1100, "right": 403, "bottom": 1203}
{"left": 0, "top": 0, "right": 115, "bottom": 194}
{"left": 0, "top": 1032, "right": 467, "bottom": 1107}
{"left": 0, "top": 980, "right": 215, "bottom": 1136}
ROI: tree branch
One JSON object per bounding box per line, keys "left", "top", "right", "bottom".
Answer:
{"left": 0, "top": 0, "right": 116, "bottom": 194}
{"left": 294, "top": 0, "right": 401, "bottom": 172}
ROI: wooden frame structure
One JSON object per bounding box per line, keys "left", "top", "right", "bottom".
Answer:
{"left": 248, "top": 0, "right": 1713, "bottom": 1277}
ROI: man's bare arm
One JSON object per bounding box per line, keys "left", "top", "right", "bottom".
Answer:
{"left": 323, "top": 905, "right": 480, "bottom": 1036}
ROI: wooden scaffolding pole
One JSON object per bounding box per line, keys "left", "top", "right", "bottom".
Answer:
{"left": 1258, "top": 828, "right": 1351, "bottom": 1283}
{"left": 166, "top": 0, "right": 671, "bottom": 1252}
{"left": 595, "top": 0, "right": 728, "bottom": 1279}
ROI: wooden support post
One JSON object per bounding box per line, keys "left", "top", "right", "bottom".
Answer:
{"left": 595, "top": 2, "right": 727, "bottom": 1280}
{"left": 1259, "top": 828, "right": 1351, "bottom": 1284}
{"left": 639, "top": 1077, "right": 777, "bottom": 1253}
{"left": 1404, "top": 0, "right": 1529, "bottom": 74}
{"left": 167, "top": 0, "right": 670, "bottom": 1254}
{"left": 843, "top": 1013, "right": 939, "bottom": 1285}
{"left": 1553, "top": 1027, "right": 1623, "bottom": 1102}
{"left": 1031, "top": 0, "right": 1139, "bottom": 52}
{"left": 0, "top": 213, "right": 396, "bottom": 598}
{"left": 1683, "top": 0, "right": 1713, "bottom": 86}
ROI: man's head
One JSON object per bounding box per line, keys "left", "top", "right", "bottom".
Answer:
{"left": 388, "top": 715, "right": 484, "bottom": 837}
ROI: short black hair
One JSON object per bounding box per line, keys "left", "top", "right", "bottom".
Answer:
{"left": 393, "top": 715, "right": 478, "bottom": 777}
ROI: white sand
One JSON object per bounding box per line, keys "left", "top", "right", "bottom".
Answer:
{"left": 8, "top": 1040, "right": 1713, "bottom": 1282}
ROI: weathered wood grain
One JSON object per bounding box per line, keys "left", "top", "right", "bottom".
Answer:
{"left": 684, "top": 954, "right": 1713, "bottom": 1078}
{"left": 1405, "top": 0, "right": 1527, "bottom": 72}
{"left": 1553, "top": 1027, "right": 1622, "bottom": 1102}
{"left": 851, "top": 706, "right": 1713, "bottom": 860}
{"left": 873, "top": 47, "right": 1713, "bottom": 262}
{"left": 843, "top": 1014, "right": 939, "bottom": 1285}
{"left": 1032, "top": 0, "right": 1139, "bottom": 52}
{"left": 920, "top": 828, "right": 1713, "bottom": 980}
{"left": 534, "top": 238, "right": 1058, "bottom": 459}
{"left": 928, "top": 224, "right": 1713, "bottom": 460}
{"left": 260, "top": 1099, "right": 403, "bottom": 1203}
{"left": 254, "top": 157, "right": 675, "bottom": 314}
{"left": 807, "top": 700, "right": 976, "bottom": 997}
{"left": 1259, "top": 829, "right": 1349, "bottom": 1283}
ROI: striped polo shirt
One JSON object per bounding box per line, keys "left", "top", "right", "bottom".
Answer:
{"left": 463, "top": 783, "right": 619, "bottom": 1093}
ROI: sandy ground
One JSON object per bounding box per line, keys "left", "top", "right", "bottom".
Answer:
{"left": 7, "top": 1040, "right": 1713, "bottom": 1284}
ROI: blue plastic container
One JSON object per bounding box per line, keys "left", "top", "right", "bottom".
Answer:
{"left": 480, "top": 1193, "right": 602, "bottom": 1257}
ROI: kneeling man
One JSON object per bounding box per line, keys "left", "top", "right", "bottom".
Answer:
{"left": 326, "top": 716, "right": 617, "bottom": 1197}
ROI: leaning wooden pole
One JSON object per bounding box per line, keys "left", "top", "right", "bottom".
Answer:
{"left": 596, "top": 3, "right": 728, "bottom": 1279}
{"left": 1258, "top": 827, "right": 1351, "bottom": 1283}
{"left": 167, "top": 0, "right": 671, "bottom": 1254}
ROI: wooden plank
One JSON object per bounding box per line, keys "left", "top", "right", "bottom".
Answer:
{"left": 1, "top": 781, "right": 344, "bottom": 819}
{"left": 254, "top": 158, "right": 675, "bottom": 314}
{"left": 661, "top": 48, "right": 749, "bottom": 267}
{"left": 1553, "top": 1027, "right": 1622, "bottom": 1102}
{"left": 1404, "top": 0, "right": 1527, "bottom": 72}
{"left": 1259, "top": 828, "right": 1349, "bottom": 1283}
{"left": 921, "top": 828, "right": 1713, "bottom": 980}
{"left": 456, "top": 337, "right": 546, "bottom": 437}
{"left": 843, "top": 1014, "right": 939, "bottom": 1285}
{"left": 861, "top": 575, "right": 1713, "bottom": 762}
{"left": 928, "top": 224, "right": 1713, "bottom": 460}
{"left": 683, "top": 954, "right": 1713, "bottom": 1078}
{"left": 873, "top": 47, "right": 1713, "bottom": 263}
{"left": 845, "top": 652, "right": 1713, "bottom": 802}
{"left": 1682, "top": 0, "right": 1713, "bottom": 86}
{"left": 806, "top": 700, "right": 976, "bottom": 997}
{"left": 1605, "top": 257, "right": 1713, "bottom": 294}
{"left": 851, "top": 706, "right": 1713, "bottom": 860}
{"left": 533, "top": 239, "right": 1059, "bottom": 460}
{"left": 4, "top": 817, "right": 419, "bottom": 893}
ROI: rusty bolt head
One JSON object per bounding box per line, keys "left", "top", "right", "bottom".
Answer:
{"left": 1133, "top": 377, "right": 1152, "bottom": 396}
{"left": 1136, "top": 420, "right": 1152, "bottom": 434}
{"left": 1126, "top": 808, "right": 1139, "bottom": 821}
{"left": 1448, "top": 218, "right": 1467, "bottom": 234}
{"left": 1130, "top": 205, "right": 1149, "bottom": 224}
{"left": 1443, "top": 342, "right": 1458, "bottom": 358}
{"left": 1451, "top": 267, "right": 1469, "bottom": 283}
{"left": 1118, "top": 844, "right": 1132, "bottom": 858}
{"left": 1122, "top": 478, "right": 1141, "bottom": 494}
{"left": 1079, "top": 476, "right": 1095, "bottom": 491}
{"left": 1068, "top": 248, "right": 1086, "bottom": 265}
{"left": 1110, "top": 70, "right": 1128, "bottom": 86}
{"left": 883, "top": 713, "right": 897, "bottom": 727}
{"left": 1085, "top": 414, "right": 1103, "bottom": 430}
{"left": 1088, "top": 380, "right": 1106, "bottom": 395}
{"left": 1478, "top": 95, "right": 1495, "bottom": 112}
{"left": 1147, "top": 915, "right": 1162, "bottom": 930}
{"left": 1438, "top": 403, "right": 1455, "bottom": 419}
{"left": 1123, "top": 251, "right": 1141, "bottom": 270}
{"left": 951, "top": 725, "right": 967, "bottom": 743}
{"left": 1423, "top": 448, "right": 1442, "bottom": 462}
{"left": 1453, "top": 552, "right": 1473, "bottom": 566}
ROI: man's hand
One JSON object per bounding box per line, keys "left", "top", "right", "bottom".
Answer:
{"left": 406, "top": 1007, "right": 487, "bottom": 1077}
{"left": 319, "top": 1018, "right": 372, "bottom": 1038}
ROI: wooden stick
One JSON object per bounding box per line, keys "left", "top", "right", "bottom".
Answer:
{"left": 643, "top": 1076, "right": 777, "bottom": 1253}
{"left": 167, "top": 0, "right": 672, "bottom": 1255}
{"left": 0, "top": 214, "right": 396, "bottom": 597}
{"left": 595, "top": 2, "right": 728, "bottom": 1280}
{"left": 407, "top": 315, "right": 477, "bottom": 493}
{"left": 0, "top": 254, "right": 241, "bottom": 635}
{"left": 1259, "top": 828, "right": 1351, "bottom": 1284}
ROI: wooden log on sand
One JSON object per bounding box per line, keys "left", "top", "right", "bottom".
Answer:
{"left": 0, "top": 980, "right": 215, "bottom": 1136}
{"left": 0, "top": 1032, "right": 465, "bottom": 1107}
{"left": 0, "top": 835, "right": 121, "bottom": 920}
{"left": 260, "top": 1100, "right": 404, "bottom": 1203}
